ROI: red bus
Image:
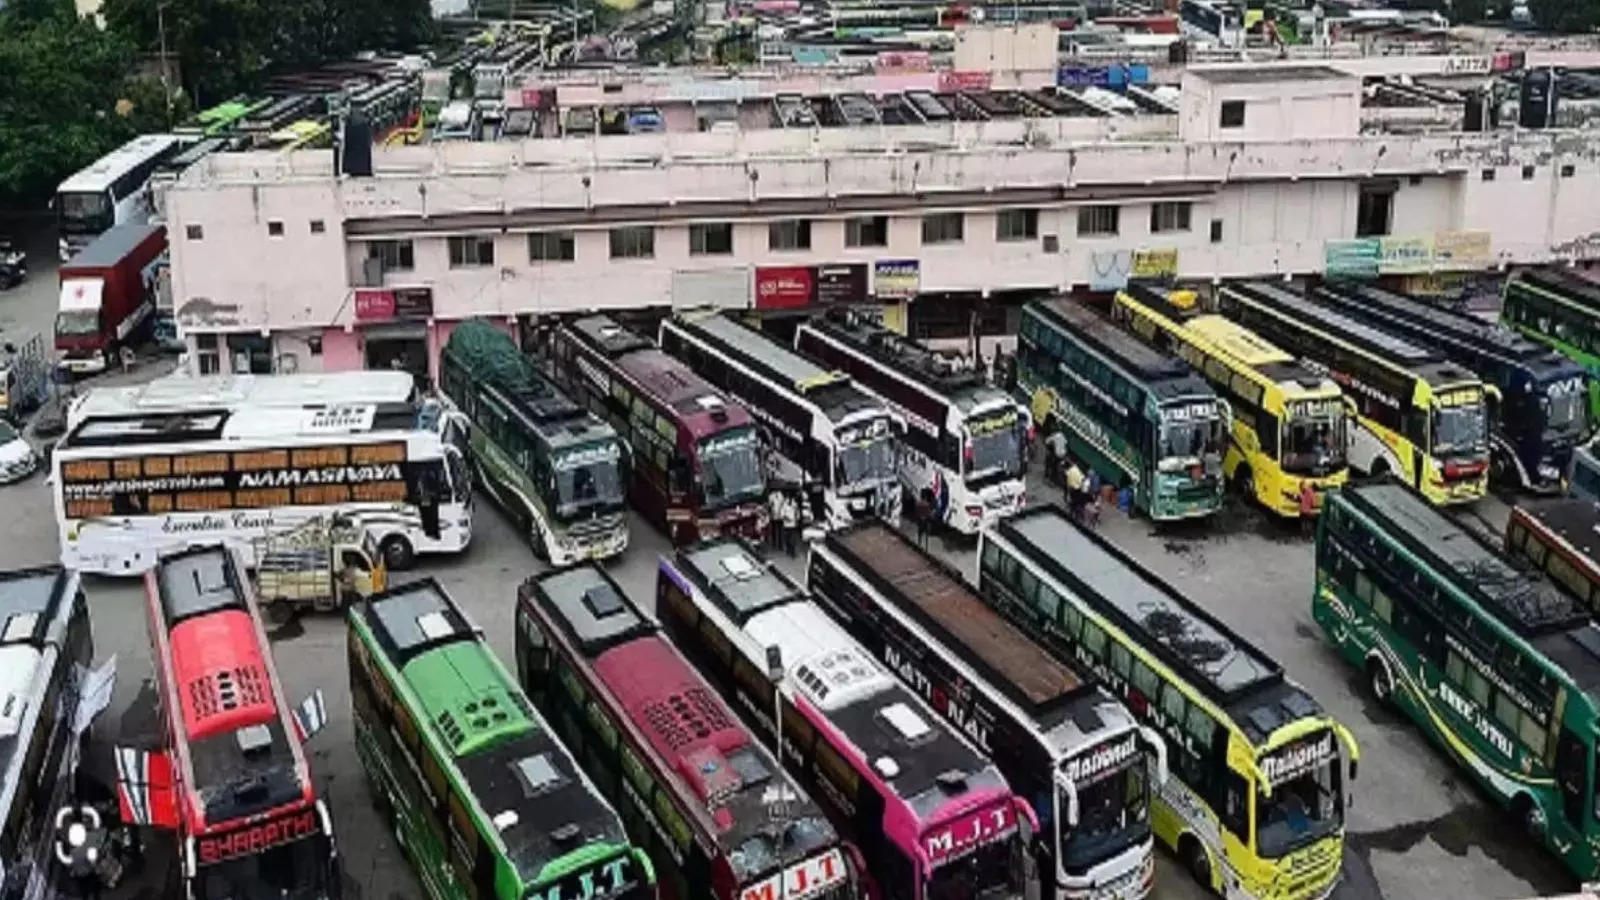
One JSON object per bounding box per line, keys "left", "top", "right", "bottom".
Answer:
{"left": 1506, "top": 496, "right": 1600, "bottom": 618}
{"left": 544, "top": 314, "right": 769, "bottom": 545}
{"left": 658, "top": 539, "right": 1038, "bottom": 900}
{"left": 515, "top": 563, "right": 869, "bottom": 900}
{"left": 112, "top": 544, "right": 338, "bottom": 899}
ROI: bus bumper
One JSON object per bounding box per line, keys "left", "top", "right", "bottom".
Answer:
{"left": 1058, "top": 844, "right": 1154, "bottom": 900}
{"left": 60, "top": 352, "right": 108, "bottom": 375}
{"left": 547, "top": 526, "right": 628, "bottom": 567}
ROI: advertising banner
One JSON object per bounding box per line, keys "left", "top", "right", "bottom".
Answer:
{"left": 816, "top": 264, "right": 869, "bottom": 305}
{"left": 354, "top": 289, "right": 395, "bottom": 322}
{"left": 1379, "top": 235, "right": 1434, "bottom": 275}
{"left": 755, "top": 266, "right": 815, "bottom": 309}
{"left": 938, "top": 70, "right": 993, "bottom": 92}
{"left": 1324, "top": 239, "right": 1381, "bottom": 279}
{"left": 873, "top": 259, "right": 921, "bottom": 299}
{"left": 1431, "top": 230, "right": 1492, "bottom": 270}
{"left": 1132, "top": 249, "right": 1179, "bottom": 279}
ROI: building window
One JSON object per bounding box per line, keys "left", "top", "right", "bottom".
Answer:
{"left": 768, "top": 219, "right": 812, "bottom": 251}
{"left": 528, "top": 231, "right": 575, "bottom": 262}
{"left": 1209, "top": 219, "right": 1224, "bottom": 243}
{"left": 1150, "top": 202, "right": 1193, "bottom": 234}
{"left": 309, "top": 219, "right": 326, "bottom": 234}
{"left": 1522, "top": 165, "right": 1536, "bottom": 180}
{"left": 996, "top": 208, "right": 1039, "bottom": 242}
{"left": 1482, "top": 168, "right": 1496, "bottom": 181}
{"left": 1561, "top": 164, "right": 1576, "bottom": 178}
{"left": 609, "top": 226, "right": 655, "bottom": 259}
{"left": 1356, "top": 186, "right": 1394, "bottom": 238}
{"left": 447, "top": 234, "right": 496, "bottom": 268}
{"left": 921, "top": 212, "right": 964, "bottom": 245}
{"left": 267, "top": 221, "right": 284, "bottom": 237}
{"left": 367, "top": 239, "right": 415, "bottom": 272}
{"left": 1219, "top": 100, "right": 1246, "bottom": 128}
{"left": 195, "top": 333, "right": 221, "bottom": 375}
{"left": 689, "top": 222, "right": 734, "bottom": 256}
{"left": 185, "top": 224, "right": 203, "bottom": 241}
{"left": 844, "top": 216, "right": 888, "bottom": 248}
{"left": 1077, "top": 205, "right": 1120, "bottom": 237}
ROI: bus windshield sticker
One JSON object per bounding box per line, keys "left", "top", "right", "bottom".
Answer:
{"left": 836, "top": 417, "right": 891, "bottom": 448}
{"left": 1258, "top": 731, "right": 1335, "bottom": 788}
{"left": 554, "top": 442, "right": 622, "bottom": 471}
{"left": 967, "top": 410, "right": 1018, "bottom": 436}
{"left": 739, "top": 848, "right": 848, "bottom": 900}
{"left": 1160, "top": 402, "right": 1215, "bottom": 424}
{"left": 700, "top": 430, "right": 759, "bottom": 458}
{"left": 1288, "top": 400, "right": 1342, "bottom": 421}
{"left": 1064, "top": 733, "right": 1140, "bottom": 787}
{"left": 922, "top": 801, "right": 1017, "bottom": 865}
{"left": 1436, "top": 388, "right": 1483, "bottom": 408}
{"left": 304, "top": 405, "right": 376, "bottom": 433}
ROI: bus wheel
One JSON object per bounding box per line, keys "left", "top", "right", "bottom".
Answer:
{"left": 1368, "top": 459, "right": 1390, "bottom": 481}
{"left": 528, "top": 517, "right": 549, "bottom": 562}
{"left": 1181, "top": 835, "right": 1215, "bottom": 894}
{"left": 1234, "top": 466, "right": 1255, "bottom": 501}
{"left": 1511, "top": 794, "right": 1545, "bottom": 840}
{"left": 380, "top": 535, "right": 415, "bottom": 570}
{"left": 1366, "top": 658, "right": 1393, "bottom": 706}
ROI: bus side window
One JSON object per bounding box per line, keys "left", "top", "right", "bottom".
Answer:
{"left": 1219, "top": 769, "right": 1251, "bottom": 842}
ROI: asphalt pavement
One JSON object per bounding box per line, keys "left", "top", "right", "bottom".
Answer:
{"left": 0, "top": 230, "right": 1580, "bottom": 899}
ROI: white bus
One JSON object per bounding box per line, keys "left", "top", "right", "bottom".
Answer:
{"left": 53, "top": 371, "right": 473, "bottom": 575}
{"left": 796, "top": 308, "right": 1029, "bottom": 534}
{"left": 659, "top": 310, "right": 903, "bottom": 529}
{"left": 54, "top": 134, "right": 190, "bottom": 262}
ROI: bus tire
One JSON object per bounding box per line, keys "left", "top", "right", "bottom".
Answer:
{"left": 1366, "top": 657, "right": 1394, "bottom": 706}
{"left": 1180, "top": 835, "right": 1215, "bottom": 895}
{"left": 1511, "top": 794, "right": 1545, "bottom": 840}
{"left": 528, "top": 515, "right": 549, "bottom": 562}
{"left": 380, "top": 535, "right": 415, "bottom": 571}
{"left": 1234, "top": 465, "right": 1255, "bottom": 501}
{"left": 1369, "top": 458, "right": 1390, "bottom": 481}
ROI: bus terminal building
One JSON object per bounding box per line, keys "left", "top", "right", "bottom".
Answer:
{"left": 161, "top": 64, "right": 1600, "bottom": 384}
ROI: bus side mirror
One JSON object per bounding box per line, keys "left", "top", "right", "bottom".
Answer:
{"left": 1349, "top": 759, "right": 1358, "bottom": 781}
{"left": 1139, "top": 725, "right": 1170, "bottom": 786}
{"left": 1055, "top": 771, "right": 1080, "bottom": 827}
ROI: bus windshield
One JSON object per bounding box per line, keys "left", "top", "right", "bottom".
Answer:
{"left": 194, "top": 835, "right": 330, "bottom": 899}
{"left": 1432, "top": 401, "right": 1488, "bottom": 457}
{"left": 55, "top": 310, "right": 101, "bottom": 336}
{"left": 1157, "top": 403, "right": 1224, "bottom": 470}
{"left": 1543, "top": 377, "right": 1588, "bottom": 436}
{"left": 698, "top": 428, "right": 764, "bottom": 511}
{"left": 553, "top": 443, "right": 626, "bottom": 520}
{"left": 731, "top": 816, "right": 839, "bottom": 882}
{"left": 964, "top": 409, "right": 1024, "bottom": 483}
{"left": 925, "top": 837, "right": 1020, "bottom": 900}
{"left": 56, "top": 190, "right": 113, "bottom": 232}
{"left": 1060, "top": 755, "right": 1150, "bottom": 872}
{"left": 1255, "top": 734, "right": 1343, "bottom": 859}
{"left": 835, "top": 419, "right": 895, "bottom": 491}
{"left": 1283, "top": 402, "right": 1347, "bottom": 476}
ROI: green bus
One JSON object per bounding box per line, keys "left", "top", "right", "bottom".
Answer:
{"left": 440, "top": 320, "right": 630, "bottom": 566}
{"left": 348, "top": 577, "right": 656, "bottom": 900}
{"left": 1502, "top": 268, "right": 1600, "bottom": 421}
{"left": 1017, "top": 298, "right": 1228, "bottom": 520}
{"left": 177, "top": 97, "right": 266, "bottom": 137}
{"left": 1314, "top": 482, "right": 1600, "bottom": 880}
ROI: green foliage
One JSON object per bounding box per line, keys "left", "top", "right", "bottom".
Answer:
{"left": 0, "top": 0, "right": 138, "bottom": 202}
{"left": 1529, "top": 0, "right": 1600, "bottom": 31}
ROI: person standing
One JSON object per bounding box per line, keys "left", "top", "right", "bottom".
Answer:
{"left": 1065, "top": 459, "right": 1086, "bottom": 519}
{"left": 1299, "top": 480, "right": 1318, "bottom": 537}
{"left": 1044, "top": 429, "right": 1069, "bottom": 485}
{"left": 781, "top": 489, "right": 800, "bottom": 557}
{"left": 766, "top": 487, "right": 784, "bottom": 550}
{"left": 916, "top": 487, "right": 935, "bottom": 549}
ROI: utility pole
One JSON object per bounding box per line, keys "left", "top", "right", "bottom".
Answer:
{"left": 158, "top": 1, "right": 174, "bottom": 127}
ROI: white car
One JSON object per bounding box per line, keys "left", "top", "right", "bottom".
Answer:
{"left": 0, "top": 419, "right": 38, "bottom": 484}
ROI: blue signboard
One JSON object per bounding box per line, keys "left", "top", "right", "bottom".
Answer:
{"left": 1056, "top": 64, "right": 1150, "bottom": 88}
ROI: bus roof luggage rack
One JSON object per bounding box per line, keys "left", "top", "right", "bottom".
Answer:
{"left": 1516, "top": 267, "right": 1600, "bottom": 316}
{"left": 1037, "top": 298, "right": 1195, "bottom": 385}
{"left": 1314, "top": 282, "right": 1545, "bottom": 359}
{"left": 811, "top": 307, "right": 984, "bottom": 394}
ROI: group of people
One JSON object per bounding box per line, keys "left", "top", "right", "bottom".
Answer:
{"left": 1043, "top": 429, "right": 1103, "bottom": 527}
{"left": 765, "top": 486, "right": 806, "bottom": 557}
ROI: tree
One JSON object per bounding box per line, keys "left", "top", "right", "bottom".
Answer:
{"left": 0, "top": 0, "right": 139, "bottom": 202}
{"left": 1450, "top": 0, "right": 1488, "bottom": 23}
{"left": 1529, "top": 0, "right": 1600, "bottom": 30}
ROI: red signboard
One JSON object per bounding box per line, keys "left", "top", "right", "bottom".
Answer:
{"left": 354, "top": 289, "right": 396, "bottom": 322}
{"left": 938, "top": 70, "right": 993, "bottom": 92}
{"left": 920, "top": 800, "right": 1018, "bottom": 865}
{"left": 876, "top": 50, "right": 931, "bottom": 73}
{"left": 197, "top": 807, "right": 319, "bottom": 865}
{"left": 755, "top": 266, "right": 815, "bottom": 309}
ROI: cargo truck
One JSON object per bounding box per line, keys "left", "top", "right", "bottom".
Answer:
{"left": 55, "top": 223, "right": 164, "bottom": 375}
{"left": 252, "top": 514, "right": 386, "bottom": 612}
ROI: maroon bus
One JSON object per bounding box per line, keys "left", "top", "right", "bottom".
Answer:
{"left": 546, "top": 314, "right": 769, "bottom": 544}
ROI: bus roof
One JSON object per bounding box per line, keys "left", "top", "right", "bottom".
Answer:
{"left": 996, "top": 506, "right": 1320, "bottom": 740}
{"left": 802, "top": 308, "right": 999, "bottom": 409}
{"left": 70, "top": 371, "right": 416, "bottom": 422}
{"left": 567, "top": 315, "right": 753, "bottom": 435}
{"left": 152, "top": 546, "right": 309, "bottom": 829}
{"left": 1515, "top": 497, "right": 1600, "bottom": 562}
{"left": 57, "top": 134, "right": 187, "bottom": 194}
{"left": 1514, "top": 267, "right": 1600, "bottom": 317}
{"left": 1225, "top": 281, "right": 1479, "bottom": 389}
{"left": 524, "top": 566, "right": 840, "bottom": 882}
{"left": 0, "top": 566, "right": 74, "bottom": 799}
{"left": 668, "top": 313, "right": 883, "bottom": 425}
{"left": 1033, "top": 299, "right": 1208, "bottom": 398}
{"left": 1315, "top": 284, "right": 1575, "bottom": 381}
{"left": 824, "top": 522, "right": 1099, "bottom": 724}
{"left": 357, "top": 579, "right": 632, "bottom": 884}
{"left": 1343, "top": 484, "right": 1587, "bottom": 635}
{"left": 62, "top": 393, "right": 424, "bottom": 449}
{"left": 445, "top": 320, "right": 613, "bottom": 451}
{"left": 66, "top": 222, "right": 163, "bottom": 269}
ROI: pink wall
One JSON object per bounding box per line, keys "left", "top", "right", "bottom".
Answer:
{"left": 320, "top": 327, "right": 364, "bottom": 372}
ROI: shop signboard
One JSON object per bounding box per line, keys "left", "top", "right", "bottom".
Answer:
{"left": 873, "top": 259, "right": 921, "bottom": 299}
{"left": 938, "top": 70, "right": 993, "bottom": 92}
{"left": 755, "top": 266, "right": 815, "bottom": 309}
{"left": 354, "top": 289, "right": 395, "bottom": 321}
{"left": 1324, "top": 238, "right": 1381, "bottom": 279}
{"left": 816, "top": 264, "right": 869, "bottom": 305}
{"left": 356, "top": 287, "right": 433, "bottom": 321}
{"left": 1132, "top": 249, "right": 1179, "bottom": 279}
{"left": 1378, "top": 236, "right": 1434, "bottom": 275}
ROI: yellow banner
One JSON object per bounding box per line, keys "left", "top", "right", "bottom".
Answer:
{"left": 1431, "top": 230, "right": 1492, "bottom": 269}
{"left": 1378, "top": 236, "right": 1433, "bottom": 275}
{"left": 1132, "top": 249, "right": 1179, "bottom": 279}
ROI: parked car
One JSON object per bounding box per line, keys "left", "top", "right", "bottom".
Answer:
{"left": 0, "top": 419, "right": 39, "bottom": 484}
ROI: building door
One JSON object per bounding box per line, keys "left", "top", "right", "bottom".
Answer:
{"left": 364, "top": 324, "right": 428, "bottom": 390}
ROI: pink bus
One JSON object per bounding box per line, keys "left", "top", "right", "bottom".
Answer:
{"left": 657, "top": 538, "right": 1038, "bottom": 900}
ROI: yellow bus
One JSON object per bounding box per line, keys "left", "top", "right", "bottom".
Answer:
{"left": 1114, "top": 284, "right": 1350, "bottom": 517}
{"left": 981, "top": 505, "right": 1359, "bottom": 900}
{"left": 258, "top": 119, "right": 332, "bottom": 152}
{"left": 1216, "top": 281, "right": 1491, "bottom": 506}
